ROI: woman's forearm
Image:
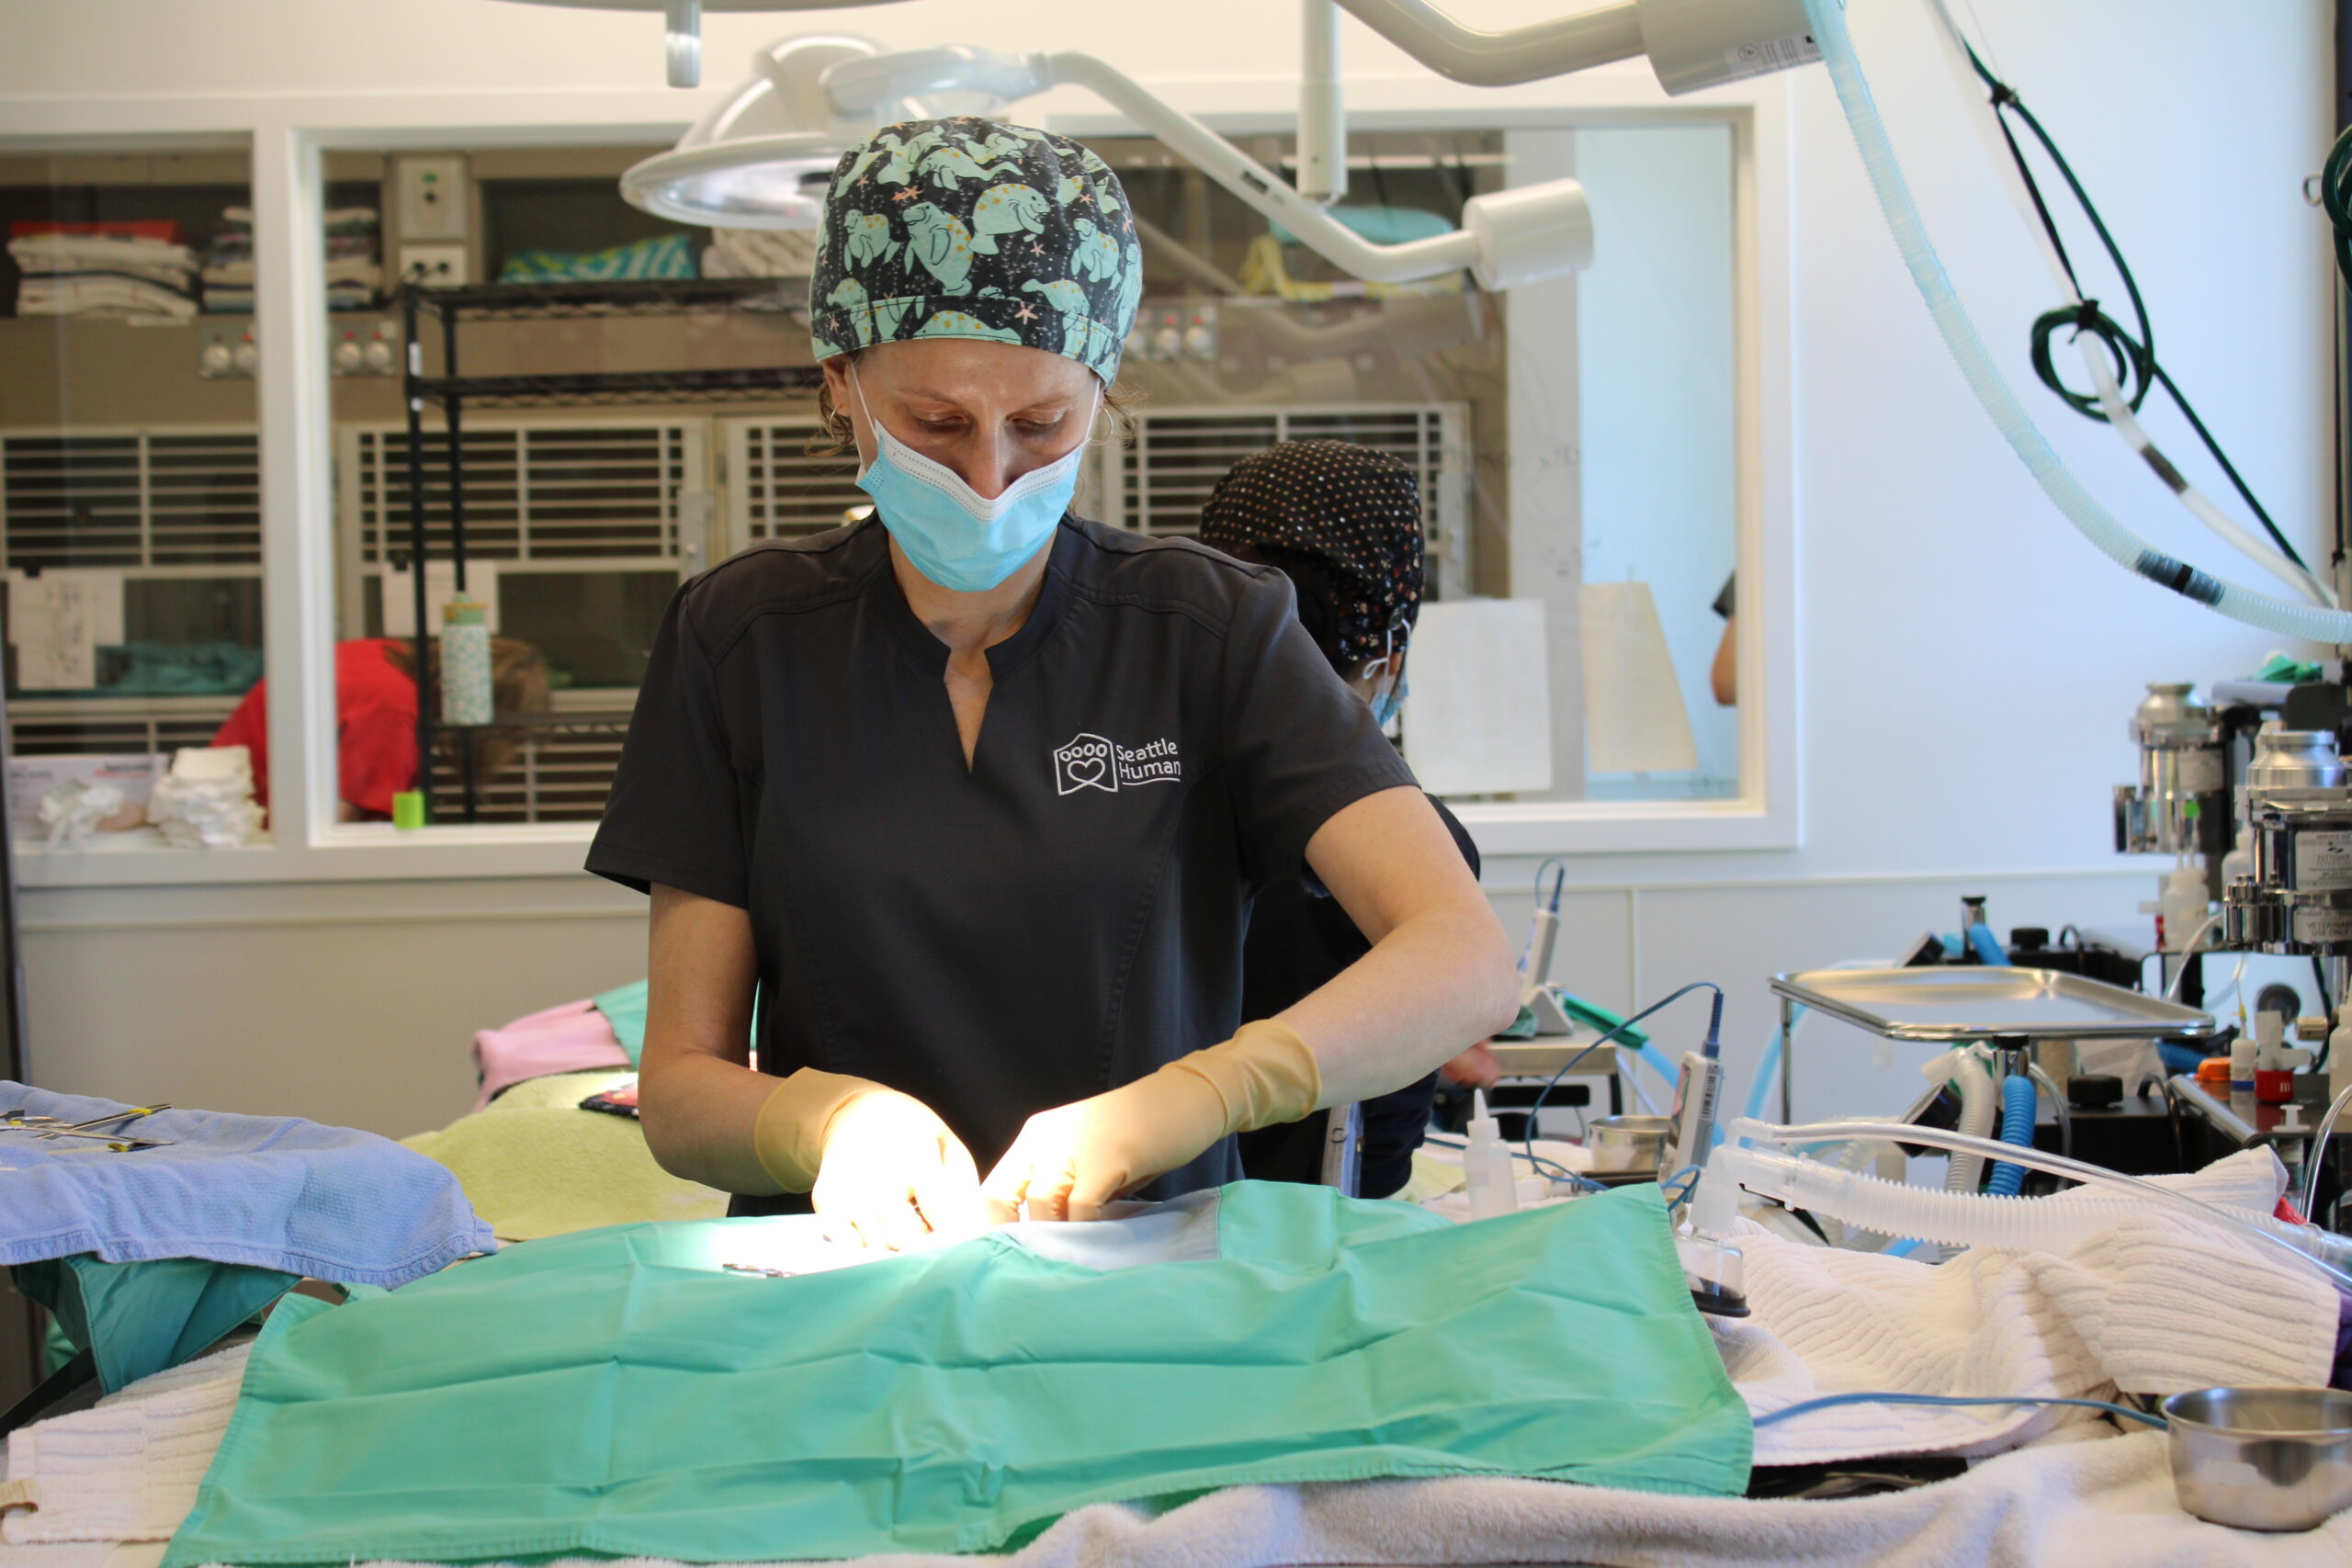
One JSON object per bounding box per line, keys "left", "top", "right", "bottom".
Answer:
{"left": 1277, "top": 904, "right": 1521, "bottom": 1108}
{"left": 639, "top": 1050, "right": 784, "bottom": 1194}
{"left": 640, "top": 883, "right": 779, "bottom": 1193}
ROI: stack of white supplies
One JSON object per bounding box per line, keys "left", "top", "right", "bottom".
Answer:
{"left": 200, "top": 206, "right": 382, "bottom": 313}
{"left": 144, "top": 745, "right": 265, "bottom": 849}
{"left": 9, "top": 220, "right": 199, "bottom": 321}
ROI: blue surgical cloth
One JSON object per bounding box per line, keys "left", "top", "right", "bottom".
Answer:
{"left": 1, "top": 1083, "right": 494, "bottom": 1286}
{"left": 164, "top": 1181, "right": 1748, "bottom": 1565}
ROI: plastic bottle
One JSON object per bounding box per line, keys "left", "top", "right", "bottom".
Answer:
{"left": 1462, "top": 1090, "right": 1519, "bottom": 1221}
{"left": 439, "top": 595, "right": 493, "bottom": 727}
{"left": 2230, "top": 1029, "right": 2257, "bottom": 1096}
{"left": 2157, "top": 863, "right": 2209, "bottom": 953}
{"left": 2254, "top": 1010, "right": 2311, "bottom": 1103}
{"left": 2221, "top": 822, "right": 2256, "bottom": 892}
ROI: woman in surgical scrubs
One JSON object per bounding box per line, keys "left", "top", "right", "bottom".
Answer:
{"left": 587, "top": 117, "right": 1518, "bottom": 1248}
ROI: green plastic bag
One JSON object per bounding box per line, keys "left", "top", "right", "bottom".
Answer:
{"left": 12, "top": 1254, "right": 296, "bottom": 1393}
{"left": 166, "top": 1182, "right": 1749, "bottom": 1564}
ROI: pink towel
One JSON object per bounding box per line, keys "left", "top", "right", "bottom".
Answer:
{"left": 470, "top": 1000, "right": 629, "bottom": 1111}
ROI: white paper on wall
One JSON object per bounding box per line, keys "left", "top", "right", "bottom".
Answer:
{"left": 6, "top": 570, "right": 126, "bottom": 691}
{"left": 1579, "top": 580, "right": 1698, "bottom": 775}
{"left": 381, "top": 560, "right": 499, "bottom": 637}
{"left": 1401, "top": 598, "right": 1555, "bottom": 797}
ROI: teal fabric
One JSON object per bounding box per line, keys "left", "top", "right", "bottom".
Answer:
{"left": 590, "top": 978, "right": 648, "bottom": 1066}
{"left": 164, "top": 1182, "right": 1748, "bottom": 1565}
{"left": 12, "top": 1254, "right": 296, "bottom": 1393}
{"left": 591, "top": 978, "right": 761, "bottom": 1069}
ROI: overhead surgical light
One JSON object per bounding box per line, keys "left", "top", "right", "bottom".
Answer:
{"left": 601, "top": 0, "right": 1827, "bottom": 289}
{"left": 620, "top": 40, "right": 1594, "bottom": 290}
{"left": 621, "top": 34, "right": 898, "bottom": 230}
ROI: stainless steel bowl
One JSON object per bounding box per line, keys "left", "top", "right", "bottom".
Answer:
{"left": 1588, "top": 1114, "right": 1672, "bottom": 1175}
{"left": 2163, "top": 1386, "right": 2352, "bottom": 1532}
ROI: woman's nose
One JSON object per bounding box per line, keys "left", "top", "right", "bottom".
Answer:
{"left": 949, "top": 433, "right": 1021, "bottom": 502}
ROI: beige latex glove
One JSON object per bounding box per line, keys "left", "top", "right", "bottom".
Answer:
{"left": 752, "top": 1069, "right": 986, "bottom": 1252}
{"left": 981, "top": 1020, "right": 1322, "bottom": 1223}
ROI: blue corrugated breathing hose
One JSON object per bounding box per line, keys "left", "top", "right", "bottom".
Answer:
{"left": 1985, "top": 1073, "right": 2037, "bottom": 1195}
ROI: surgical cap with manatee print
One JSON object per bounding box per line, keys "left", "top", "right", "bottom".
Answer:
{"left": 809, "top": 118, "right": 1143, "bottom": 384}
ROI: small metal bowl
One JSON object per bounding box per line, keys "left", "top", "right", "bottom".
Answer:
{"left": 2163, "top": 1386, "right": 2352, "bottom": 1532}
{"left": 1588, "top": 1114, "right": 1672, "bottom": 1175}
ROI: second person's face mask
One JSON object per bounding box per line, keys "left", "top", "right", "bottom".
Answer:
{"left": 852, "top": 367, "right": 1097, "bottom": 593}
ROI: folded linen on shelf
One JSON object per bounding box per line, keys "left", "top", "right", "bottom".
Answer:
{"left": 17, "top": 275, "right": 197, "bottom": 320}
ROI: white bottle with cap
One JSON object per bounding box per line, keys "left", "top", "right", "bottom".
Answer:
{"left": 1461, "top": 1090, "right": 1519, "bottom": 1221}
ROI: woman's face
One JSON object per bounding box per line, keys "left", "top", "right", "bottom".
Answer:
{"left": 824, "top": 339, "right": 1099, "bottom": 502}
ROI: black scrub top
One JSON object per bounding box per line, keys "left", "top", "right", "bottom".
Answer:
{"left": 1235, "top": 795, "right": 1479, "bottom": 1198}
{"left": 586, "top": 513, "right": 1419, "bottom": 1201}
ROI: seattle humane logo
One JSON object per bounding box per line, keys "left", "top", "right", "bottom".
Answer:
{"left": 1052, "top": 732, "right": 1182, "bottom": 795}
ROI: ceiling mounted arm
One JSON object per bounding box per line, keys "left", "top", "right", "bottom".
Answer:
{"left": 1334, "top": 0, "right": 1645, "bottom": 86}
{"left": 1335, "top": 0, "right": 1823, "bottom": 96}
{"left": 1014, "top": 49, "right": 1592, "bottom": 289}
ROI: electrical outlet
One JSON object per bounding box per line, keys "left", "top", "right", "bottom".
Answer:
{"left": 395, "top": 156, "right": 468, "bottom": 240}
{"left": 399, "top": 245, "right": 469, "bottom": 288}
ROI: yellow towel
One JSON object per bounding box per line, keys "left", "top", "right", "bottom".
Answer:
{"left": 402, "top": 1071, "right": 728, "bottom": 1242}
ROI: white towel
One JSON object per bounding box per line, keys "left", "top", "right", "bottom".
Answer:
{"left": 1, "top": 1342, "right": 250, "bottom": 1545}
{"left": 1726, "top": 1149, "right": 2342, "bottom": 1464}
{"left": 47, "top": 1433, "right": 2346, "bottom": 1568}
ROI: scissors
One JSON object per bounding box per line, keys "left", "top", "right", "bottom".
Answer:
{"left": 3, "top": 1104, "right": 176, "bottom": 1150}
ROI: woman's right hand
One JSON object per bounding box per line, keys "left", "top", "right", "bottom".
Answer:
{"left": 812, "top": 1088, "right": 987, "bottom": 1252}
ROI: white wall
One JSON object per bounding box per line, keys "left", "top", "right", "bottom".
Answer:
{"left": 2, "top": 0, "right": 2335, "bottom": 1137}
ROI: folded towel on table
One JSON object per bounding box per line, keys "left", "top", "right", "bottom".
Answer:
{"left": 1, "top": 1339, "right": 253, "bottom": 1546}
{"left": 1724, "top": 1149, "right": 2341, "bottom": 1464}
{"left": 0, "top": 1081, "right": 494, "bottom": 1285}
{"left": 401, "top": 1068, "right": 726, "bottom": 1241}
{"left": 469, "top": 997, "right": 630, "bottom": 1109}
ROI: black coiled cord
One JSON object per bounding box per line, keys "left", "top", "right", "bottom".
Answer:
{"left": 1967, "top": 43, "right": 2312, "bottom": 581}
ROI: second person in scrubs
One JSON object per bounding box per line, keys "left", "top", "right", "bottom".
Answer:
{"left": 588, "top": 117, "right": 1517, "bottom": 1247}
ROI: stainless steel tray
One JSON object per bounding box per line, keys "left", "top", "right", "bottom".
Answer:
{"left": 1769, "top": 967, "right": 2219, "bottom": 1043}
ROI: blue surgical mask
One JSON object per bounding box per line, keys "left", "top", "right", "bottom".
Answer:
{"left": 1369, "top": 674, "right": 1408, "bottom": 729}
{"left": 852, "top": 368, "right": 1096, "bottom": 593}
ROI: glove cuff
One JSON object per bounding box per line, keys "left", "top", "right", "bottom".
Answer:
{"left": 1170, "top": 1018, "right": 1324, "bottom": 1137}
{"left": 752, "top": 1068, "right": 885, "bottom": 1191}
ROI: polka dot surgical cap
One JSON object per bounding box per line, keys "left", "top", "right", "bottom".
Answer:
{"left": 1198, "top": 440, "right": 1426, "bottom": 666}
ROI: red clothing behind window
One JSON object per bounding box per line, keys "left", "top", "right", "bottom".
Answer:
{"left": 210, "top": 639, "right": 419, "bottom": 818}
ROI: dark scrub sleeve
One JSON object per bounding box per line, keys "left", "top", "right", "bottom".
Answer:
{"left": 1221, "top": 570, "right": 1418, "bottom": 884}
{"left": 585, "top": 588, "right": 751, "bottom": 908}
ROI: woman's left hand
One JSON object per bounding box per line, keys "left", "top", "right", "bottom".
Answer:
{"left": 981, "top": 1069, "right": 1228, "bottom": 1224}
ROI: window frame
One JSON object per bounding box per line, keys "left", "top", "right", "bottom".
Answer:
{"left": 2, "top": 68, "right": 1796, "bottom": 888}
